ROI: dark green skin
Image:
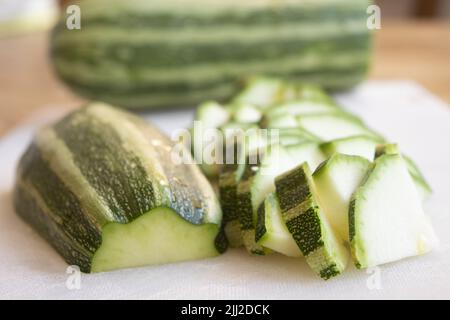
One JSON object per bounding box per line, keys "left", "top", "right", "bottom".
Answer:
{"left": 236, "top": 155, "right": 267, "bottom": 255}
{"left": 14, "top": 184, "right": 93, "bottom": 272}
{"left": 54, "top": 113, "right": 160, "bottom": 223}
{"left": 275, "top": 163, "right": 340, "bottom": 280}
{"left": 14, "top": 144, "right": 98, "bottom": 272}
{"left": 254, "top": 202, "right": 266, "bottom": 243}
{"left": 218, "top": 142, "right": 246, "bottom": 225}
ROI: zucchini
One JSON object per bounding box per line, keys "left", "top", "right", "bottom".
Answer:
{"left": 52, "top": 0, "right": 371, "bottom": 109}
{"left": 313, "top": 154, "right": 371, "bottom": 241}
{"left": 264, "top": 100, "right": 339, "bottom": 119}
{"left": 239, "top": 142, "right": 325, "bottom": 254}
{"left": 295, "top": 113, "right": 382, "bottom": 141}
{"left": 195, "top": 101, "right": 231, "bottom": 128}
{"left": 375, "top": 143, "right": 432, "bottom": 200}
{"left": 349, "top": 154, "right": 438, "bottom": 268}
{"left": 320, "top": 135, "right": 381, "bottom": 161}
{"left": 14, "top": 103, "right": 225, "bottom": 273}
{"left": 275, "top": 162, "right": 348, "bottom": 280}
{"left": 230, "top": 103, "right": 263, "bottom": 124}
{"left": 218, "top": 142, "right": 246, "bottom": 248}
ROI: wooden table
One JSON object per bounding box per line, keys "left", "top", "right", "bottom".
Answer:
{"left": 1, "top": 20, "right": 449, "bottom": 137}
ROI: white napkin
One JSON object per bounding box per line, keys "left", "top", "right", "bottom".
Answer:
{"left": 1, "top": 80, "right": 449, "bottom": 299}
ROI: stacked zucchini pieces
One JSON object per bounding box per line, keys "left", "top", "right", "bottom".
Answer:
{"left": 192, "top": 77, "right": 438, "bottom": 280}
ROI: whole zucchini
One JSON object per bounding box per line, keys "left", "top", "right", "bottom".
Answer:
{"left": 13, "top": 103, "right": 225, "bottom": 273}
{"left": 51, "top": 0, "right": 372, "bottom": 109}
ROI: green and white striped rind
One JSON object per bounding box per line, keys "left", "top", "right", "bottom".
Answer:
{"left": 275, "top": 162, "right": 348, "bottom": 280}
{"left": 14, "top": 102, "right": 224, "bottom": 272}
{"left": 51, "top": 0, "right": 372, "bottom": 109}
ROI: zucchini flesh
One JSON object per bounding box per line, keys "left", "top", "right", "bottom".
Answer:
{"left": 313, "top": 154, "right": 371, "bottom": 241}
{"left": 255, "top": 193, "right": 302, "bottom": 257}
{"left": 320, "top": 135, "right": 381, "bottom": 161}
{"left": 229, "top": 103, "right": 263, "bottom": 124}
{"left": 195, "top": 101, "right": 231, "bottom": 128}
{"left": 275, "top": 163, "right": 348, "bottom": 280}
{"left": 240, "top": 143, "right": 325, "bottom": 255}
{"left": 92, "top": 207, "right": 219, "bottom": 272}
{"left": 375, "top": 143, "right": 432, "bottom": 200}
{"left": 264, "top": 100, "right": 338, "bottom": 119}
{"left": 349, "top": 155, "right": 438, "bottom": 268}
{"left": 296, "top": 113, "right": 382, "bottom": 141}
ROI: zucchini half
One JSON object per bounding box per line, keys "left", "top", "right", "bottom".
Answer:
{"left": 14, "top": 103, "right": 225, "bottom": 273}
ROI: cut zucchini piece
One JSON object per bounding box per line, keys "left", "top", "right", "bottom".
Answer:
{"left": 264, "top": 100, "right": 338, "bottom": 119}
{"left": 265, "top": 114, "right": 298, "bottom": 128}
{"left": 285, "top": 142, "right": 325, "bottom": 172}
{"left": 313, "top": 154, "right": 371, "bottom": 241}
{"left": 14, "top": 103, "right": 224, "bottom": 273}
{"left": 194, "top": 101, "right": 230, "bottom": 128}
{"left": 275, "top": 163, "right": 348, "bottom": 280}
{"left": 229, "top": 103, "right": 263, "bottom": 124}
{"left": 237, "top": 145, "right": 293, "bottom": 255}
{"left": 297, "top": 84, "right": 334, "bottom": 104}
{"left": 276, "top": 128, "right": 321, "bottom": 146}
{"left": 233, "top": 77, "right": 286, "bottom": 108}
{"left": 296, "top": 114, "right": 382, "bottom": 141}
{"left": 238, "top": 141, "right": 326, "bottom": 255}
{"left": 255, "top": 193, "right": 302, "bottom": 257}
{"left": 321, "top": 135, "right": 382, "bottom": 161}
{"left": 349, "top": 154, "right": 438, "bottom": 268}
{"left": 219, "top": 142, "right": 246, "bottom": 248}
{"left": 375, "top": 143, "right": 432, "bottom": 200}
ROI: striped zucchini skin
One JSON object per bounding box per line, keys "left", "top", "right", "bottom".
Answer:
{"left": 51, "top": 0, "right": 372, "bottom": 109}
{"left": 13, "top": 103, "right": 224, "bottom": 272}
{"left": 218, "top": 143, "right": 246, "bottom": 248}
{"left": 236, "top": 155, "right": 269, "bottom": 255}
{"left": 275, "top": 163, "right": 348, "bottom": 279}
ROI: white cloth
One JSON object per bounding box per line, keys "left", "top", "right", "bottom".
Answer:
{"left": 0, "top": 81, "right": 449, "bottom": 300}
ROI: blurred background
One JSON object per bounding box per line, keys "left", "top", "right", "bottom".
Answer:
{"left": 0, "top": 0, "right": 449, "bottom": 137}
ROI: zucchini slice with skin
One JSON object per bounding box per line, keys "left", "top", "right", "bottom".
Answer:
{"left": 375, "top": 143, "right": 432, "bottom": 200}
{"left": 14, "top": 103, "right": 225, "bottom": 273}
{"left": 275, "top": 162, "right": 348, "bottom": 280}
{"left": 349, "top": 154, "right": 438, "bottom": 268}
{"left": 313, "top": 154, "right": 371, "bottom": 241}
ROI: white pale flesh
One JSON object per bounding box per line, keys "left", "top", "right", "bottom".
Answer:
{"left": 91, "top": 207, "right": 219, "bottom": 272}
{"left": 323, "top": 136, "right": 379, "bottom": 161}
{"left": 258, "top": 194, "right": 302, "bottom": 257}
{"left": 285, "top": 142, "right": 325, "bottom": 171}
{"left": 297, "top": 115, "right": 376, "bottom": 141}
{"left": 313, "top": 154, "right": 370, "bottom": 241}
{"left": 267, "top": 114, "right": 298, "bottom": 128}
{"left": 267, "top": 101, "right": 336, "bottom": 117}
{"left": 197, "top": 101, "right": 230, "bottom": 128}
{"left": 234, "top": 79, "right": 282, "bottom": 107}
{"left": 233, "top": 104, "right": 262, "bottom": 123}
{"left": 251, "top": 143, "right": 325, "bottom": 222}
{"left": 251, "top": 145, "right": 294, "bottom": 219}
{"left": 353, "top": 155, "right": 439, "bottom": 268}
